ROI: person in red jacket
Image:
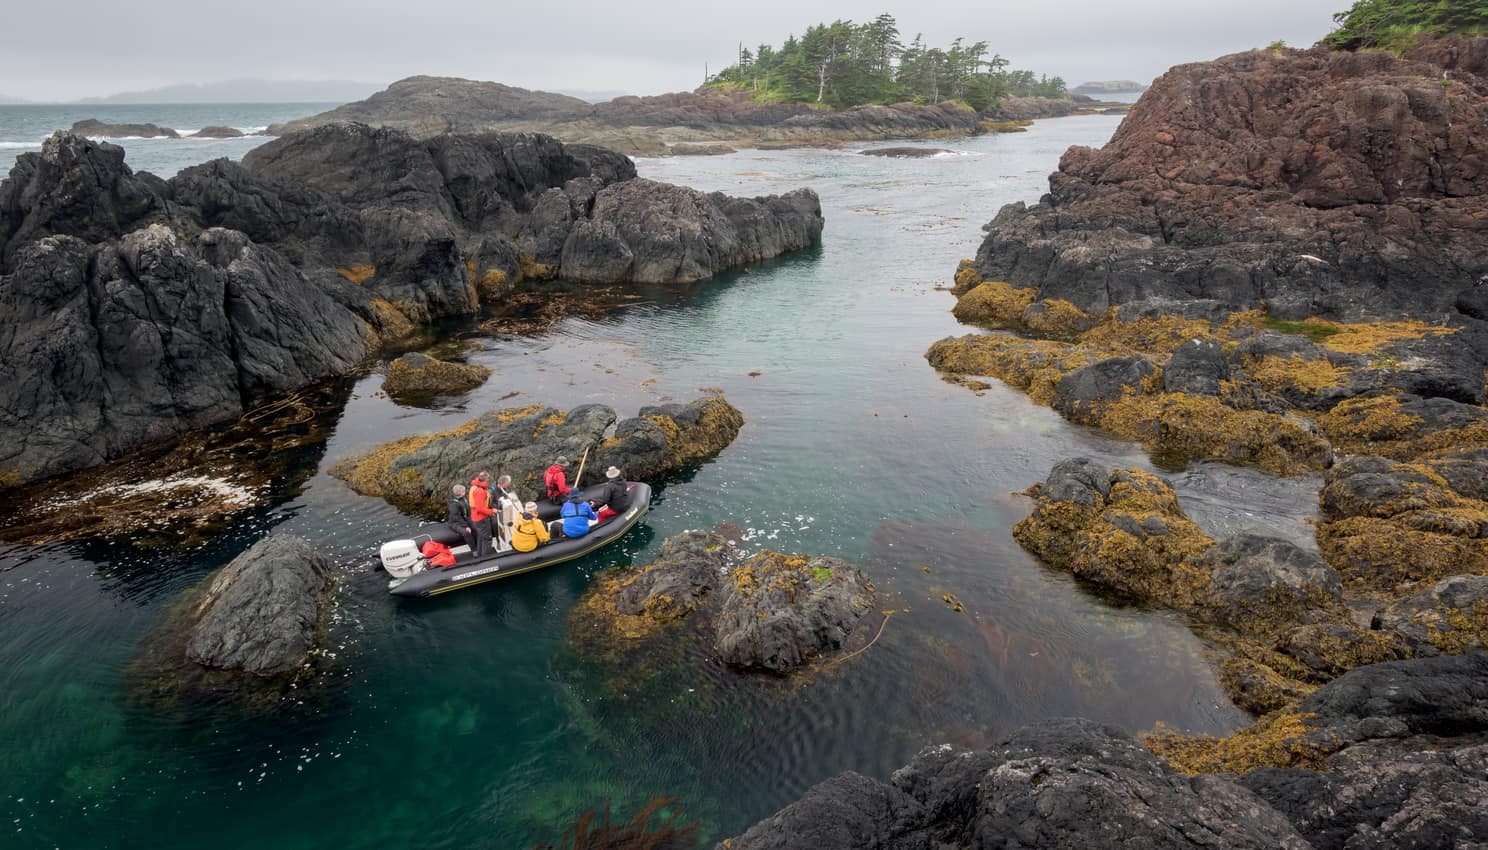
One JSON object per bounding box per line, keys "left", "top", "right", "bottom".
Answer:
{"left": 544, "top": 456, "right": 572, "bottom": 504}
{"left": 468, "top": 471, "right": 497, "bottom": 556}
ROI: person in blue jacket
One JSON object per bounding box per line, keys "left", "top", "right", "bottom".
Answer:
{"left": 560, "top": 490, "right": 599, "bottom": 539}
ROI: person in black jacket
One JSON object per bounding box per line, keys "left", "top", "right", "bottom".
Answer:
{"left": 595, "top": 467, "right": 630, "bottom": 522}
{"left": 447, "top": 484, "right": 477, "bottom": 552}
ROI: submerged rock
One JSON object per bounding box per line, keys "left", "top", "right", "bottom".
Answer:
{"left": 569, "top": 531, "right": 876, "bottom": 676}
{"left": 860, "top": 146, "right": 951, "bottom": 158}
{"left": 381, "top": 352, "right": 491, "bottom": 400}
{"left": 331, "top": 394, "right": 743, "bottom": 515}
{"left": 723, "top": 718, "right": 1309, "bottom": 849}
{"left": 128, "top": 535, "right": 334, "bottom": 711}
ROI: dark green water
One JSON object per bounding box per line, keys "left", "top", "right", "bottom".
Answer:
{"left": 0, "top": 118, "right": 1322, "bottom": 848}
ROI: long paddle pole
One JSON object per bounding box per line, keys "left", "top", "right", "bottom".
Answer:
{"left": 572, "top": 446, "right": 590, "bottom": 494}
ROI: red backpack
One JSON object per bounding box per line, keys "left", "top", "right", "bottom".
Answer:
{"left": 544, "top": 464, "right": 568, "bottom": 501}
{"left": 420, "top": 540, "right": 456, "bottom": 567}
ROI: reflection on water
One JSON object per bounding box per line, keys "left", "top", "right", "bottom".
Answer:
{"left": 0, "top": 118, "right": 1313, "bottom": 848}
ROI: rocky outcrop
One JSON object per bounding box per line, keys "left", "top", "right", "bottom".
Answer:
{"left": 330, "top": 395, "right": 743, "bottom": 515}
{"left": 381, "top": 352, "right": 490, "bottom": 401}
{"left": 723, "top": 717, "right": 1310, "bottom": 849}
{"left": 1373, "top": 575, "right": 1488, "bottom": 656}
{"left": 128, "top": 535, "right": 335, "bottom": 711}
{"left": 0, "top": 126, "right": 817, "bottom": 487}
{"left": 972, "top": 40, "right": 1488, "bottom": 323}
{"left": 714, "top": 551, "right": 875, "bottom": 673}
{"left": 69, "top": 118, "right": 179, "bottom": 138}
{"left": 190, "top": 126, "right": 246, "bottom": 139}
{"left": 859, "top": 147, "right": 951, "bottom": 158}
{"left": 182, "top": 536, "right": 332, "bottom": 674}
{"left": 568, "top": 530, "right": 876, "bottom": 675}
{"left": 271, "top": 77, "right": 1100, "bottom": 155}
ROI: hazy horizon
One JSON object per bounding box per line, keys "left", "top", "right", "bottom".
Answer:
{"left": 2, "top": 1, "right": 1341, "bottom": 103}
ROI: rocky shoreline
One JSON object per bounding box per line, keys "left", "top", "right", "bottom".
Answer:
{"left": 269, "top": 77, "right": 1128, "bottom": 157}
{"left": 0, "top": 125, "right": 820, "bottom": 488}
{"left": 860, "top": 32, "right": 1488, "bottom": 850}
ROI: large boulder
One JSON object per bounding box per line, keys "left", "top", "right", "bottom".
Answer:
{"left": 127, "top": 535, "right": 335, "bottom": 712}
{"left": 714, "top": 551, "right": 875, "bottom": 674}
{"left": 561, "top": 179, "right": 823, "bottom": 284}
{"left": 1050, "top": 355, "right": 1155, "bottom": 420}
{"left": 1163, "top": 338, "right": 1230, "bottom": 396}
{"left": 183, "top": 536, "right": 333, "bottom": 674}
{"left": 1299, "top": 653, "right": 1488, "bottom": 744}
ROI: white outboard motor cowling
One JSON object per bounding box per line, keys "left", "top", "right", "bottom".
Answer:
{"left": 380, "top": 539, "right": 425, "bottom": 579}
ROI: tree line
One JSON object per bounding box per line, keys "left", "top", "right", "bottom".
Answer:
{"left": 1325, "top": 0, "right": 1488, "bottom": 51}
{"left": 705, "top": 14, "right": 1067, "bottom": 110}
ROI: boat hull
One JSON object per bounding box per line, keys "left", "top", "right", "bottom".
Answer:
{"left": 387, "top": 483, "right": 651, "bottom": 597}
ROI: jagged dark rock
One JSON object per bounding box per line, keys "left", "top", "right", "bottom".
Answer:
{"left": 127, "top": 535, "right": 336, "bottom": 712}
{"left": 0, "top": 126, "right": 818, "bottom": 487}
{"left": 1163, "top": 338, "right": 1230, "bottom": 395}
{"left": 1199, "top": 534, "right": 1345, "bottom": 632}
{"left": 1050, "top": 356, "right": 1155, "bottom": 420}
{"left": 1373, "top": 576, "right": 1488, "bottom": 657}
{"left": 723, "top": 718, "right": 1309, "bottom": 850}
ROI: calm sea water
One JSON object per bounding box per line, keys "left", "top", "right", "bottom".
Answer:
{"left": 0, "top": 113, "right": 1319, "bottom": 848}
{"left": 0, "top": 104, "right": 333, "bottom": 176}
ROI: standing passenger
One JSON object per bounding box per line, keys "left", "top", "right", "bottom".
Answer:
{"left": 494, "top": 474, "right": 522, "bottom": 548}
{"left": 469, "top": 471, "right": 497, "bottom": 556}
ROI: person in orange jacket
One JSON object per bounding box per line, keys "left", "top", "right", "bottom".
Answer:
{"left": 468, "top": 471, "right": 497, "bottom": 556}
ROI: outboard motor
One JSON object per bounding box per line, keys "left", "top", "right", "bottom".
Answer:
{"left": 380, "top": 539, "right": 425, "bottom": 580}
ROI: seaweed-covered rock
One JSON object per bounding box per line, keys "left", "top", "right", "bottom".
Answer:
{"left": 1317, "top": 450, "right": 1488, "bottom": 590}
{"left": 567, "top": 530, "right": 736, "bottom": 649}
{"left": 331, "top": 395, "right": 743, "bottom": 515}
{"left": 69, "top": 118, "right": 179, "bottom": 138}
{"left": 1199, "top": 534, "right": 1345, "bottom": 633}
{"left": 1163, "top": 338, "right": 1230, "bottom": 396}
{"left": 1050, "top": 355, "right": 1155, "bottom": 420}
{"left": 724, "top": 718, "right": 1309, "bottom": 850}
{"left": 714, "top": 551, "right": 875, "bottom": 674}
{"left": 1014, "top": 459, "right": 1214, "bottom": 607}
{"left": 1373, "top": 575, "right": 1488, "bottom": 657}
{"left": 593, "top": 395, "right": 745, "bottom": 480}
{"left": 381, "top": 352, "right": 491, "bottom": 400}
{"left": 568, "top": 532, "right": 875, "bottom": 677}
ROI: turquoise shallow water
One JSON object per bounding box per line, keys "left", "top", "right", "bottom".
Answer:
{"left": 0, "top": 117, "right": 1322, "bottom": 848}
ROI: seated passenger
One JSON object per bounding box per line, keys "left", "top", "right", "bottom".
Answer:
{"left": 595, "top": 466, "right": 630, "bottom": 522}
{"left": 560, "top": 490, "right": 599, "bottom": 538}
{"left": 511, "top": 501, "right": 551, "bottom": 553}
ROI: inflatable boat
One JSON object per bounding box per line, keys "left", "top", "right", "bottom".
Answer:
{"left": 378, "top": 481, "right": 651, "bottom": 597}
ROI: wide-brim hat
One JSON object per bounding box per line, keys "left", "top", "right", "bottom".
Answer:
{"left": 605, "top": 466, "right": 621, "bottom": 479}
{"left": 556, "top": 456, "right": 570, "bottom": 466}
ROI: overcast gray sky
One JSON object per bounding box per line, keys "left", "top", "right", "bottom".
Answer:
{"left": 3, "top": 0, "right": 1342, "bottom": 102}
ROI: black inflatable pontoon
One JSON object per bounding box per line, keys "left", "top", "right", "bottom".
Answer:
{"left": 382, "top": 482, "right": 651, "bottom": 597}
